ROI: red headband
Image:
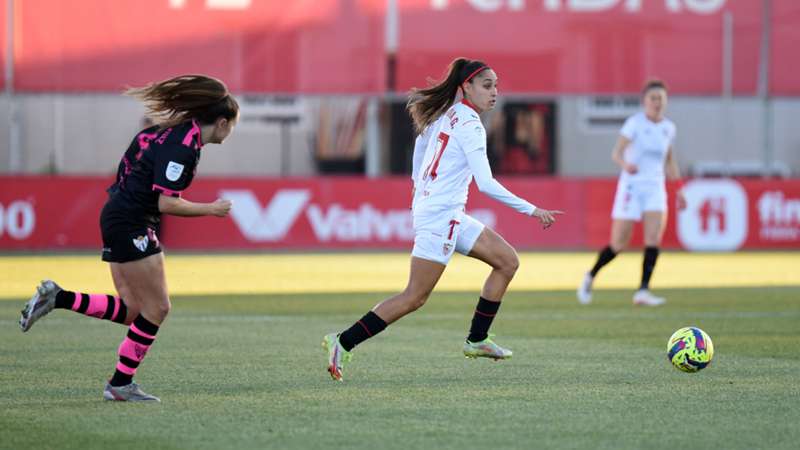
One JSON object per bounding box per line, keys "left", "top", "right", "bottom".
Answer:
{"left": 463, "top": 65, "right": 490, "bottom": 84}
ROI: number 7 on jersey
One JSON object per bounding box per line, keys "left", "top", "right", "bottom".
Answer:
{"left": 423, "top": 132, "right": 450, "bottom": 181}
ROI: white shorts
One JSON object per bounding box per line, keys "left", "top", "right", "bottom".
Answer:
{"left": 411, "top": 209, "right": 486, "bottom": 265}
{"left": 611, "top": 178, "right": 667, "bottom": 221}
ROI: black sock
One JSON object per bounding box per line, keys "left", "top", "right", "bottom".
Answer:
{"left": 467, "top": 297, "right": 501, "bottom": 343}
{"left": 640, "top": 246, "right": 660, "bottom": 290}
{"left": 590, "top": 245, "right": 618, "bottom": 277}
{"left": 338, "top": 311, "right": 387, "bottom": 352}
{"left": 109, "top": 370, "right": 133, "bottom": 387}
{"left": 54, "top": 290, "right": 74, "bottom": 309}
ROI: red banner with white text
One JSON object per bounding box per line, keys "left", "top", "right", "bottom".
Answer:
{"left": 0, "top": 177, "right": 110, "bottom": 249}
{"left": 1, "top": 176, "right": 799, "bottom": 251}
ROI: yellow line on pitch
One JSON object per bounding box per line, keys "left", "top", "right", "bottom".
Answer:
{"left": 0, "top": 252, "right": 797, "bottom": 300}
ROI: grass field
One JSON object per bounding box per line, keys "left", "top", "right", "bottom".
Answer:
{"left": 1, "top": 252, "right": 799, "bottom": 450}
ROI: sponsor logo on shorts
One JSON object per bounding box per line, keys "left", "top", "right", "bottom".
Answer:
{"left": 132, "top": 235, "right": 149, "bottom": 252}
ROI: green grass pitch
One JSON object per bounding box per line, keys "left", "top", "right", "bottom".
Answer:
{"left": 2, "top": 283, "right": 799, "bottom": 449}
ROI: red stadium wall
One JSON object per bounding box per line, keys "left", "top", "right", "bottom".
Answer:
{"left": 1, "top": 176, "right": 799, "bottom": 251}
{"left": 396, "top": 0, "right": 763, "bottom": 95}
{"left": 0, "top": 0, "right": 6, "bottom": 91}
{"left": 6, "top": 0, "right": 800, "bottom": 94}
{"left": 13, "top": 0, "right": 386, "bottom": 93}
{"left": 771, "top": 0, "right": 800, "bottom": 95}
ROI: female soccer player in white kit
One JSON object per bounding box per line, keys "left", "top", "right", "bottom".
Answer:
{"left": 577, "top": 80, "right": 686, "bottom": 306}
{"left": 322, "top": 57, "right": 563, "bottom": 381}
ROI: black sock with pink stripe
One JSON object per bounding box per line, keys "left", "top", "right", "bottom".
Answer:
{"left": 54, "top": 290, "right": 128, "bottom": 324}
{"left": 467, "top": 297, "right": 501, "bottom": 343}
{"left": 338, "top": 311, "right": 387, "bottom": 352}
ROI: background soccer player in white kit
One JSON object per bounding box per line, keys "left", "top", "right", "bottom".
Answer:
{"left": 322, "top": 57, "right": 563, "bottom": 381}
{"left": 578, "top": 79, "right": 686, "bottom": 306}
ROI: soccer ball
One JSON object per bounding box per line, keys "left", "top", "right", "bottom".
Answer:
{"left": 667, "top": 327, "right": 714, "bottom": 372}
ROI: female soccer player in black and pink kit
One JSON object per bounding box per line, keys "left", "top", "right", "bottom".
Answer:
{"left": 19, "top": 75, "right": 239, "bottom": 402}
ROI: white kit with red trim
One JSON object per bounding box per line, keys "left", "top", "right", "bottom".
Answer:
{"left": 412, "top": 100, "right": 487, "bottom": 215}
{"left": 411, "top": 99, "right": 536, "bottom": 218}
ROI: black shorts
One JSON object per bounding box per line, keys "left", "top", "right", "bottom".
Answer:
{"left": 101, "top": 223, "right": 162, "bottom": 263}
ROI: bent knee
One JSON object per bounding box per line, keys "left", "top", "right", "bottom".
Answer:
{"left": 496, "top": 250, "right": 520, "bottom": 278}
{"left": 142, "top": 297, "right": 171, "bottom": 322}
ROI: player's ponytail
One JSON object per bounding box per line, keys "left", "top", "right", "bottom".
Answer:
{"left": 126, "top": 75, "right": 239, "bottom": 128}
{"left": 407, "top": 57, "right": 489, "bottom": 133}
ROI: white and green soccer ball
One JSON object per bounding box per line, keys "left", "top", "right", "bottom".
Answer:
{"left": 667, "top": 327, "right": 714, "bottom": 372}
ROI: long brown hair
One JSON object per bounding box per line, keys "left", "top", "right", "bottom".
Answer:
{"left": 125, "top": 74, "right": 239, "bottom": 128}
{"left": 407, "top": 57, "right": 489, "bottom": 133}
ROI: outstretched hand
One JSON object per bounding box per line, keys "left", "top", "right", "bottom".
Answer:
{"left": 532, "top": 208, "right": 565, "bottom": 229}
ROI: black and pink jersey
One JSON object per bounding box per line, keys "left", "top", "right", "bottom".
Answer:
{"left": 104, "top": 119, "right": 203, "bottom": 228}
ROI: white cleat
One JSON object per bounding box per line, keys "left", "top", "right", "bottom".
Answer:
{"left": 19, "top": 280, "right": 62, "bottom": 332}
{"left": 633, "top": 289, "right": 666, "bottom": 306}
{"left": 577, "top": 272, "right": 593, "bottom": 305}
{"left": 103, "top": 382, "right": 160, "bottom": 402}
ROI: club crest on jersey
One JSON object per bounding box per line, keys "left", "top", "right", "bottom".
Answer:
{"left": 166, "top": 161, "right": 184, "bottom": 182}
{"left": 132, "top": 235, "right": 149, "bottom": 252}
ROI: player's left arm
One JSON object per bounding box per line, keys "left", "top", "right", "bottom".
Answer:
{"left": 152, "top": 145, "right": 232, "bottom": 217}
{"left": 465, "top": 149, "right": 562, "bottom": 228}
{"left": 457, "top": 121, "right": 563, "bottom": 228}
{"left": 665, "top": 145, "right": 687, "bottom": 210}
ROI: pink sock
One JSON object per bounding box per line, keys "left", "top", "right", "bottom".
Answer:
{"left": 115, "top": 315, "right": 160, "bottom": 379}
{"left": 56, "top": 290, "right": 128, "bottom": 323}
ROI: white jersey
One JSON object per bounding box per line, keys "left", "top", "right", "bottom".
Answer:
{"left": 619, "top": 112, "right": 676, "bottom": 184}
{"left": 412, "top": 102, "right": 483, "bottom": 215}
{"left": 411, "top": 100, "right": 535, "bottom": 217}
